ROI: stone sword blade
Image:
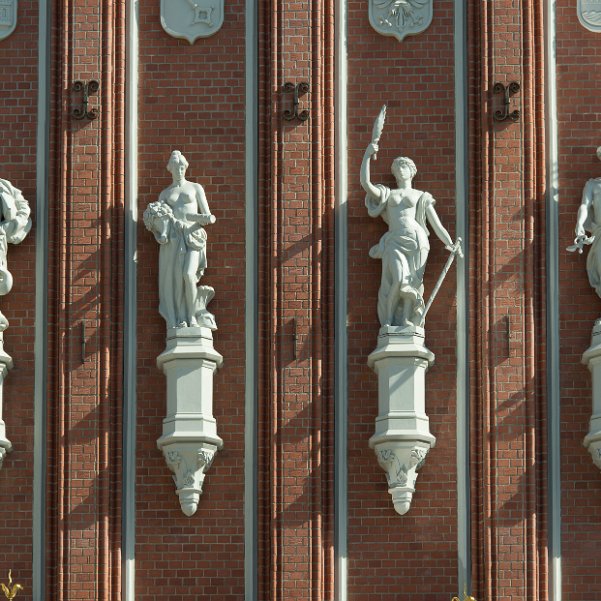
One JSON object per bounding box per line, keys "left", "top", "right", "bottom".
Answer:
{"left": 419, "top": 238, "right": 462, "bottom": 327}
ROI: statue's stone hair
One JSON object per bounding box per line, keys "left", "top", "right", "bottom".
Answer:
{"left": 167, "top": 150, "right": 189, "bottom": 172}
{"left": 391, "top": 156, "right": 417, "bottom": 179}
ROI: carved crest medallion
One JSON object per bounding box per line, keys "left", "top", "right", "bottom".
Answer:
{"left": 368, "top": 0, "right": 432, "bottom": 42}
{"left": 0, "top": 0, "right": 17, "bottom": 42}
{"left": 160, "top": 0, "right": 224, "bottom": 43}
{"left": 578, "top": 0, "right": 601, "bottom": 32}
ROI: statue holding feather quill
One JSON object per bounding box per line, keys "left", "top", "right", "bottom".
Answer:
{"left": 361, "top": 105, "right": 462, "bottom": 328}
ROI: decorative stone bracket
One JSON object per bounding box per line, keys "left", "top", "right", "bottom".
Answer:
{"left": 156, "top": 327, "right": 223, "bottom": 516}
{"left": 583, "top": 319, "right": 601, "bottom": 470}
{"left": 368, "top": 325, "right": 435, "bottom": 515}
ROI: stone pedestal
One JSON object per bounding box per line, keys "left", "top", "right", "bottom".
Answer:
{"left": 368, "top": 326, "right": 435, "bottom": 515}
{"left": 583, "top": 319, "right": 601, "bottom": 470}
{"left": 156, "top": 327, "right": 223, "bottom": 516}
{"left": 0, "top": 338, "right": 14, "bottom": 469}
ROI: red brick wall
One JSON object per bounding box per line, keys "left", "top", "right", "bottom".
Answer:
{"left": 346, "top": 3, "right": 459, "bottom": 598}
{"left": 557, "top": 4, "right": 601, "bottom": 599}
{"left": 136, "top": 3, "right": 246, "bottom": 599}
{"left": 0, "top": 0, "right": 39, "bottom": 593}
{"left": 6, "top": 2, "right": 601, "bottom": 600}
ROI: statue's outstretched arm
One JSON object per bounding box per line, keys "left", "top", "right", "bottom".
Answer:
{"left": 196, "top": 184, "right": 211, "bottom": 216}
{"left": 360, "top": 143, "right": 382, "bottom": 201}
{"left": 576, "top": 181, "right": 594, "bottom": 237}
{"left": 426, "top": 203, "right": 454, "bottom": 249}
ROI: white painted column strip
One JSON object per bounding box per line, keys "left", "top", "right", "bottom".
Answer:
{"left": 545, "top": 0, "right": 561, "bottom": 597}
{"left": 33, "top": 1, "right": 51, "bottom": 598}
{"left": 454, "top": 0, "right": 470, "bottom": 595}
{"left": 122, "top": 1, "right": 139, "bottom": 599}
{"left": 334, "top": 0, "right": 348, "bottom": 598}
{"left": 244, "top": 0, "right": 258, "bottom": 597}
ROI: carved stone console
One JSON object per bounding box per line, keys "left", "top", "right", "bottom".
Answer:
{"left": 583, "top": 320, "right": 601, "bottom": 469}
{"left": 368, "top": 326, "right": 436, "bottom": 515}
{"left": 156, "top": 327, "right": 223, "bottom": 516}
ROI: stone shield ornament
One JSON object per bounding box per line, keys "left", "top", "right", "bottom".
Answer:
{"left": 0, "top": 0, "right": 17, "bottom": 42}
{"left": 368, "top": 0, "right": 432, "bottom": 42}
{"left": 578, "top": 0, "right": 601, "bottom": 32}
{"left": 160, "top": 0, "right": 224, "bottom": 43}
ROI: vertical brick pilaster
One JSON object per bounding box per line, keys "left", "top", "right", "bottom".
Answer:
{"left": 468, "top": 1, "right": 548, "bottom": 599}
{"left": 45, "top": 1, "right": 125, "bottom": 599}
{"left": 257, "top": 0, "right": 336, "bottom": 598}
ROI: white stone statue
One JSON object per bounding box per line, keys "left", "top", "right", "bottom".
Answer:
{"left": 144, "top": 150, "right": 217, "bottom": 330}
{"left": 360, "top": 133, "right": 460, "bottom": 328}
{"left": 145, "top": 152, "right": 223, "bottom": 515}
{"left": 0, "top": 178, "right": 32, "bottom": 469}
{"left": 568, "top": 147, "right": 601, "bottom": 473}
{"left": 567, "top": 147, "right": 601, "bottom": 298}
{"left": 0, "top": 179, "right": 32, "bottom": 329}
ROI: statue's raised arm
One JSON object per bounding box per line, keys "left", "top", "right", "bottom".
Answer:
{"left": 361, "top": 105, "right": 387, "bottom": 203}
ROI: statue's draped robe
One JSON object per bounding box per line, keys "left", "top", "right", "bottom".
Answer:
{"left": 0, "top": 179, "right": 32, "bottom": 296}
{"left": 366, "top": 184, "right": 433, "bottom": 326}
{"left": 582, "top": 178, "right": 601, "bottom": 297}
{"left": 158, "top": 217, "right": 207, "bottom": 327}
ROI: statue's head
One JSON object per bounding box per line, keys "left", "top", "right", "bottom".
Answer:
{"left": 596, "top": 146, "right": 601, "bottom": 162}
{"left": 391, "top": 156, "right": 417, "bottom": 182}
{"left": 167, "top": 150, "right": 189, "bottom": 179}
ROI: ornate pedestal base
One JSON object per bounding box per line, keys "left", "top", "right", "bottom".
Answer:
{"left": 0, "top": 337, "right": 13, "bottom": 470}
{"left": 157, "top": 327, "right": 223, "bottom": 516}
{"left": 583, "top": 319, "right": 601, "bottom": 470}
{"left": 368, "top": 326, "right": 435, "bottom": 515}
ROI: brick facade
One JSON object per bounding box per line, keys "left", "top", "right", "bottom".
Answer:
{"left": 0, "top": 1, "right": 600, "bottom": 600}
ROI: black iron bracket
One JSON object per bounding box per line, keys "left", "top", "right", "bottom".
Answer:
{"left": 493, "top": 81, "right": 520, "bottom": 122}
{"left": 72, "top": 80, "right": 99, "bottom": 120}
{"left": 283, "top": 82, "right": 309, "bottom": 122}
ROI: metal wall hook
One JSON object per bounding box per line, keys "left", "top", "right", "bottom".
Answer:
{"left": 283, "top": 82, "right": 309, "bottom": 122}
{"left": 493, "top": 81, "right": 520, "bottom": 122}
{"left": 72, "top": 80, "right": 99, "bottom": 120}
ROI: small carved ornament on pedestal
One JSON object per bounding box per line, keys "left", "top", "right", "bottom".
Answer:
{"left": 567, "top": 147, "right": 601, "bottom": 472}
{"left": 451, "top": 588, "right": 478, "bottom": 601}
{"left": 144, "top": 151, "right": 222, "bottom": 516}
{"left": 0, "top": 179, "right": 32, "bottom": 471}
{"left": 361, "top": 106, "right": 462, "bottom": 515}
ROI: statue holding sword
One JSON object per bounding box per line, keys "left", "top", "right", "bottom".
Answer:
{"left": 361, "top": 105, "right": 462, "bottom": 328}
